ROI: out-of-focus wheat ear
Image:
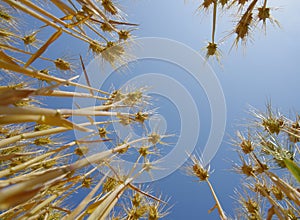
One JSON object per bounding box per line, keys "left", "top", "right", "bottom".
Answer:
{"left": 0, "top": 113, "right": 92, "bottom": 132}
{"left": 254, "top": 183, "right": 285, "bottom": 220}
{"left": 0, "top": 126, "right": 67, "bottom": 148}
{"left": 72, "top": 137, "right": 147, "bottom": 171}
{"left": 0, "top": 44, "right": 48, "bottom": 62}
{"left": 65, "top": 173, "right": 109, "bottom": 220}
{"left": 265, "top": 171, "right": 300, "bottom": 207}
{"left": 0, "top": 150, "right": 42, "bottom": 161}
{"left": 0, "top": 50, "right": 18, "bottom": 65}
{"left": 0, "top": 141, "right": 75, "bottom": 178}
{"left": 26, "top": 192, "right": 63, "bottom": 217}
{"left": 0, "top": 59, "right": 108, "bottom": 93}
{"left": 0, "top": 186, "right": 43, "bottom": 210}
{"left": 3, "top": 0, "right": 62, "bottom": 29}
{"left": 4, "top": 0, "right": 91, "bottom": 43}
{"left": 232, "top": 0, "right": 258, "bottom": 47}
{"left": 0, "top": 150, "right": 54, "bottom": 178}
{"left": 50, "top": 0, "right": 77, "bottom": 16}
{"left": 0, "top": 119, "right": 107, "bottom": 148}
{"left": 37, "top": 89, "right": 107, "bottom": 100}
{"left": 19, "top": 0, "right": 65, "bottom": 25}
{"left": 24, "top": 29, "right": 62, "bottom": 67}
{"left": 0, "top": 88, "right": 34, "bottom": 106}
{"left": 85, "top": 0, "right": 113, "bottom": 26}
{"left": 0, "top": 166, "right": 71, "bottom": 210}
{"left": 87, "top": 177, "right": 133, "bottom": 220}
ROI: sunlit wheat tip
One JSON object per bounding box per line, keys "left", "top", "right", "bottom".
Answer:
{"left": 188, "top": 155, "right": 210, "bottom": 181}
{"left": 75, "top": 11, "right": 89, "bottom": 25}
{"left": 127, "top": 205, "right": 148, "bottom": 219}
{"left": 241, "top": 163, "right": 254, "bottom": 177}
{"left": 101, "top": 41, "right": 125, "bottom": 65}
{"left": 139, "top": 146, "right": 152, "bottom": 158}
{"left": 149, "top": 205, "right": 159, "bottom": 220}
{"left": 258, "top": 6, "right": 270, "bottom": 22}
{"left": 284, "top": 209, "right": 298, "bottom": 220}
{"left": 262, "top": 117, "right": 283, "bottom": 135}
{"left": 74, "top": 146, "right": 89, "bottom": 156}
{"left": 82, "top": 177, "right": 92, "bottom": 188}
{"left": 54, "top": 58, "right": 71, "bottom": 71}
{"left": 110, "top": 90, "right": 125, "bottom": 102}
{"left": 205, "top": 41, "right": 222, "bottom": 63}
{"left": 98, "top": 127, "right": 108, "bottom": 138}
{"left": 81, "top": 5, "right": 94, "bottom": 16}
{"left": 235, "top": 155, "right": 255, "bottom": 177}
{"left": 148, "top": 198, "right": 170, "bottom": 220}
{"left": 135, "top": 112, "right": 148, "bottom": 124}
{"left": 0, "top": 9, "right": 12, "bottom": 22}
{"left": 288, "top": 121, "right": 300, "bottom": 143}
{"left": 219, "top": 0, "right": 229, "bottom": 7}
{"left": 114, "top": 142, "right": 130, "bottom": 154}
{"left": 271, "top": 185, "right": 284, "bottom": 201}
{"left": 199, "top": 0, "right": 214, "bottom": 10}
{"left": 116, "top": 113, "right": 132, "bottom": 126}
{"left": 22, "top": 31, "right": 38, "bottom": 46}
{"left": 89, "top": 40, "right": 105, "bottom": 55}
{"left": 148, "top": 133, "right": 161, "bottom": 145}
{"left": 254, "top": 162, "right": 268, "bottom": 174}
{"left": 34, "top": 136, "right": 52, "bottom": 146}
{"left": 232, "top": 0, "right": 249, "bottom": 7}
{"left": 101, "top": 22, "right": 114, "bottom": 32}
{"left": 244, "top": 198, "right": 259, "bottom": 216}
{"left": 206, "top": 42, "right": 217, "bottom": 56}
{"left": 118, "top": 30, "right": 131, "bottom": 41}
{"left": 132, "top": 193, "right": 142, "bottom": 207}
{"left": 240, "top": 140, "right": 253, "bottom": 154}
{"left": 235, "top": 12, "right": 253, "bottom": 42}
{"left": 253, "top": 182, "right": 270, "bottom": 197}
{"left": 123, "top": 90, "right": 143, "bottom": 106}
{"left": 43, "top": 159, "right": 56, "bottom": 169}
{"left": 34, "top": 124, "right": 51, "bottom": 131}
{"left": 260, "top": 139, "right": 276, "bottom": 155}
{"left": 235, "top": 131, "right": 254, "bottom": 154}
{"left": 103, "top": 176, "right": 119, "bottom": 193}
{"left": 102, "top": 0, "right": 118, "bottom": 15}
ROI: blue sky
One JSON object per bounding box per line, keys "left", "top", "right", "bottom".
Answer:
{"left": 64, "top": 1, "right": 300, "bottom": 219}
{"left": 4, "top": 0, "right": 299, "bottom": 219}
{"left": 117, "top": 0, "right": 300, "bottom": 219}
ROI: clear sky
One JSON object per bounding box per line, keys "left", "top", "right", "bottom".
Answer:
{"left": 5, "top": 0, "right": 299, "bottom": 219}
{"left": 116, "top": 0, "right": 300, "bottom": 219}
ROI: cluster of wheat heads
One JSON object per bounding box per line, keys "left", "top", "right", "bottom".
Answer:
{"left": 231, "top": 105, "right": 300, "bottom": 219}
{"left": 194, "top": 0, "right": 280, "bottom": 62}
{"left": 188, "top": 103, "right": 300, "bottom": 219}
{"left": 0, "top": 0, "right": 171, "bottom": 219}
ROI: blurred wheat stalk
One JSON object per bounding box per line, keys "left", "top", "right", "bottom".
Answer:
{"left": 0, "top": 0, "right": 169, "bottom": 219}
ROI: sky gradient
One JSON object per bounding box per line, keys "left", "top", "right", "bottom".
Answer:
{"left": 118, "top": 1, "right": 300, "bottom": 219}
